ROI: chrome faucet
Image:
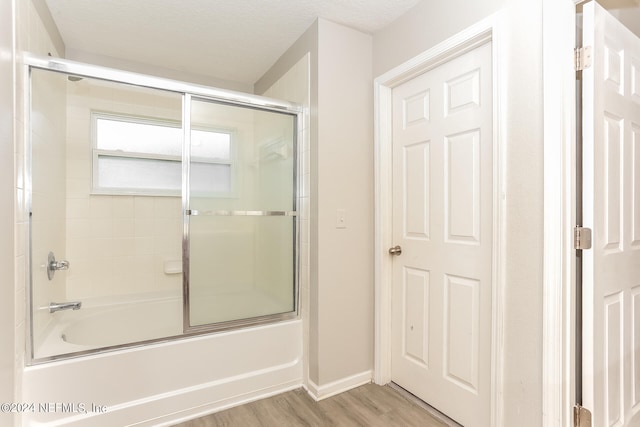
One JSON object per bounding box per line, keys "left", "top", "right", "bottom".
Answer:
{"left": 49, "top": 301, "right": 82, "bottom": 313}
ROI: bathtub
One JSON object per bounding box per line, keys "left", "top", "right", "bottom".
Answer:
{"left": 34, "top": 289, "right": 292, "bottom": 360}
{"left": 34, "top": 293, "right": 184, "bottom": 359}
{"left": 23, "top": 293, "right": 303, "bottom": 426}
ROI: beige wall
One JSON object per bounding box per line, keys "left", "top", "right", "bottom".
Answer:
{"left": 256, "top": 19, "right": 374, "bottom": 388}
{"left": 261, "top": 4, "right": 545, "bottom": 421}
{"left": 373, "top": 0, "right": 503, "bottom": 77}
{"left": 315, "top": 19, "right": 374, "bottom": 385}
{"left": 0, "top": 0, "right": 16, "bottom": 425}
{"left": 374, "top": 0, "right": 544, "bottom": 425}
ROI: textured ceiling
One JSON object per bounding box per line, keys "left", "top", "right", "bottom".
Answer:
{"left": 45, "top": 0, "right": 422, "bottom": 86}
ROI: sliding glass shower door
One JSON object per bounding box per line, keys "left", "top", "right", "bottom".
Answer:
{"left": 185, "top": 96, "right": 298, "bottom": 329}
{"left": 26, "top": 55, "right": 301, "bottom": 362}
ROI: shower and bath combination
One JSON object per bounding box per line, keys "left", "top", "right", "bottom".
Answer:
{"left": 26, "top": 55, "right": 302, "bottom": 363}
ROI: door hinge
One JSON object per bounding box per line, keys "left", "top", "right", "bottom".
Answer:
{"left": 575, "top": 46, "right": 593, "bottom": 71}
{"left": 574, "top": 226, "right": 592, "bottom": 250}
{"left": 573, "top": 404, "right": 592, "bottom": 427}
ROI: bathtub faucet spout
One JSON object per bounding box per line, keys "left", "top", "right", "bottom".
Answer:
{"left": 49, "top": 301, "right": 82, "bottom": 313}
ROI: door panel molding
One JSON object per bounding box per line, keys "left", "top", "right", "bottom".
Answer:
{"left": 582, "top": 3, "right": 640, "bottom": 424}
{"left": 373, "top": 13, "right": 505, "bottom": 427}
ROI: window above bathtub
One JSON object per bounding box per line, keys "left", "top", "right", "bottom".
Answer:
{"left": 91, "top": 112, "right": 236, "bottom": 197}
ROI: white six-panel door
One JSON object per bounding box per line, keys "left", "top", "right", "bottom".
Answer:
{"left": 582, "top": 3, "right": 640, "bottom": 426}
{"left": 390, "top": 41, "right": 492, "bottom": 427}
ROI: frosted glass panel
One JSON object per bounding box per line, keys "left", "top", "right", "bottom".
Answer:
{"left": 97, "top": 156, "right": 230, "bottom": 194}
{"left": 189, "top": 216, "right": 295, "bottom": 326}
{"left": 191, "top": 162, "right": 231, "bottom": 193}
{"left": 97, "top": 156, "right": 182, "bottom": 191}
{"left": 188, "top": 97, "right": 297, "bottom": 327}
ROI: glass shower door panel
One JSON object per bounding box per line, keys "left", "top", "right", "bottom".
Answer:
{"left": 29, "top": 68, "right": 184, "bottom": 361}
{"left": 189, "top": 216, "right": 295, "bottom": 325}
{"left": 187, "top": 97, "right": 297, "bottom": 328}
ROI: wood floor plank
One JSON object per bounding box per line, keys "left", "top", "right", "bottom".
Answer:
{"left": 172, "top": 384, "right": 453, "bottom": 427}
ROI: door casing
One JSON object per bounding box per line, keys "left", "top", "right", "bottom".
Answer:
{"left": 373, "top": 13, "right": 505, "bottom": 427}
{"left": 541, "top": 1, "right": 590, "bottom": 426}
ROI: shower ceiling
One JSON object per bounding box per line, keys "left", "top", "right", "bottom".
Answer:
{"left": 43, "top": 0, "right": 422, "bottom": 86}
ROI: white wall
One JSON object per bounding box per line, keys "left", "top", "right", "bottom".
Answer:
{"left": 374, "top": 0, "right": 544, "bottom": 425}
{"left": 0, "top": 0, "right": 16, "bottom": 425}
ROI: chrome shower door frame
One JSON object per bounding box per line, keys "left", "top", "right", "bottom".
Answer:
{"left": 25, "top": 54, "right": 303, "bottom": 363}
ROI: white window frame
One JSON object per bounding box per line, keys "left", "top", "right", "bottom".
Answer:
{"left": 91, "top": 111, "right": 237, "bottom": 197}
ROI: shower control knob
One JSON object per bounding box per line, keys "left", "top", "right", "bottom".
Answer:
{"left": 388, "top": 245, "right": 402, "bottom": 256}
{"left": 47, "top": 252, "right": 70, "bottom": 280}
{"left": 52, "top": 260, "right": 70, "bottom": 270}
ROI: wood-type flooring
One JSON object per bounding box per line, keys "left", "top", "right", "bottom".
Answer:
{"left": 172, "top": 383, "right": 459, "bottom": 427}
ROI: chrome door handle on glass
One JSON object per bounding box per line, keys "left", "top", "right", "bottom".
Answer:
{"left": 47, "top": 251, "right": 70, "bottom": 280}
{"left": 388, "top": 245, "right": 402, "bottom": 256}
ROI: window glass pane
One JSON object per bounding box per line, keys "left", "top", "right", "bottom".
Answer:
{"left": 94, "top": 115, "right": 234, "bottom": 195}
{"left": 97, "top": 156, "right": 182, "bottom": 191}
{"left": 96, "top": 118, "right": 182, "bottom": 156}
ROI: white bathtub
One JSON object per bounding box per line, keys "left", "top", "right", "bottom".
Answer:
{"left": 34, "top": 293, "right": 184, "bottom": 359}
{"left": 34, "top": 289, "right": 292, "bottom": 360}
{"left": 24, "top": 293, "right": 303, "bottom": 426}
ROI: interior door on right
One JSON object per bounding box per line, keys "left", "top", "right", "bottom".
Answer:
{"left": 581, "top": 2, "right": 640, "bottom": 426}
{"left": 390, "top": 41, "right": 493, "bottom": 427}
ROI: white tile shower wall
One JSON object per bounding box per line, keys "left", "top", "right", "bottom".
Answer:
{"left": 64, "top": 82, "right": 184, "bottom": 299}
{"left": 261, "top": 53, "right": 310, "bottom": 383}
{"left": 30, "top": 68, "right": 67, "bottom": 343}
{"left": 14, "top": 0, "right": 64, "bottom": 412}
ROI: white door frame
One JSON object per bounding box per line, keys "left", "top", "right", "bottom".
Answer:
{"left": 373, "top": 13, "right": 505, "bottom": 426}
{"left": 541, "top": 0, "right": 580, "bottom": 426}
{"left": 376, "top": 3, "right": 582, "bottom": 426}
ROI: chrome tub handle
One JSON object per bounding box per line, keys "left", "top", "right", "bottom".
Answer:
{"left": 47, "top": 252, "right": 70, "bottom": 280}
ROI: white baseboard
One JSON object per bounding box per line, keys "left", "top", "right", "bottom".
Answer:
{"left": 304, "top": 370, "right": 372, "bottom": 401}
